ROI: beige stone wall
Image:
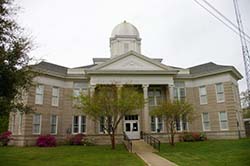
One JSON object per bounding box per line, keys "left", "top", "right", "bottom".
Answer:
{"left": 9, "top": 73, "right": 245, "bottom": 146}
{"left": 186, "top": 80, "right": 244, "bottom": 138}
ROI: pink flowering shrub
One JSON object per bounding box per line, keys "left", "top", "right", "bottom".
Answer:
{"left": 0, "top": 131, "right": 12, "bottom": 146}
{"left": 181, "top": 132, "right": 207, "bottom": 142}
{"left": 36, "top": 135, "right": 56, "bottom": 147}
{"left": 67, "top": 134, "right": 85, "bottom": 145}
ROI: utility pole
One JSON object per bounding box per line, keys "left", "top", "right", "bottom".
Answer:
{"left": 233, "top": 0, "right": 250, "bottom": 93}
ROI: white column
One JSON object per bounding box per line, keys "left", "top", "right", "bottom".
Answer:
{"left": 142, "top": 84, "right": 149, "bottom": 133}
{"left": 169, "top": 84, "right": 174, "bottom": 101}
{"left": 89, "top": 84, "right": 96, "bottom": 96}
{"left": 87, "top": 84, "right": 96, "bottom": 134}
{"left": 116, "top": 84, "right": 123, "bottom": 134}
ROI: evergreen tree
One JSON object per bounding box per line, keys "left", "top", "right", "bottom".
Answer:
{"left": 0, "top": 0, "right": 33, "bottom": 132}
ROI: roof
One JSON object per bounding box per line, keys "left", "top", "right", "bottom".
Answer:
{"left": 87, "top": 50, "right": 175, "bottom": 72}
{"left": 32, "top": 61, "right": 68, "bottom": 75}
{"left": 31, "top": 60, "right": 242, "bottom": 80}
{"left": 187, "top": 62, "right": 243, "bottom": 79}
{"left": 73, "top": 64, "right": 97, "bottom": 69}
{"left": 111, "top": 21, "right": 140, "bottom": 38}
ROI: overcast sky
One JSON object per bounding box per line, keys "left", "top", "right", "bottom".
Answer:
{"left": 16, "top": 0, "right": 249, "bottom": 91}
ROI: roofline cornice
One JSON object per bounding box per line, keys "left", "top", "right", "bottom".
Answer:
{"left": 86, "top": 70, "right": 178, "bottom": 75}
{"left": 176, "top": 68, "right": 243, "bottom": 80}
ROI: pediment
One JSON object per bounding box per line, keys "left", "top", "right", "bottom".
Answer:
{"left": 101, "top": 55, "right": 164, "bottom": 70}
{"left": 90, "top": 51, "right": 169, "bottom": 71}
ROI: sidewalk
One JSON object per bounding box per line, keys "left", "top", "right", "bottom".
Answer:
{"left": 132, "top": 140, "right": 177, "bottom": 166}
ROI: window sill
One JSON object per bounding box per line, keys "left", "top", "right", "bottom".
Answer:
{"left": 220, "top": 128, "right": 229, "bottom": 131}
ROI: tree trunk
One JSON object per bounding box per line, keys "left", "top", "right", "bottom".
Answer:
{"left": 110, "top": 133, "right": 116, "bottom": 149}
{"left": 170, "top": 124, "right": 175, "bottom": 146}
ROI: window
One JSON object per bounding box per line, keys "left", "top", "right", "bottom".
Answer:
{"left": 219, "top": 111, "right": 228, "bottom": 130}
{"left": 124, "top": 43, "right": 129, "bottom": 52}
{"left": 33, "top": 114, "right": 41, "bottom": 134}
{"left": 35, "top": 84, "right": 44, "bottom": 104}
{"left": 73, "top": 116, "right": 79, "bottom": 133}
{"left": 174, "top": 87, "right": 185, "bottom": 101}
{"left": 199, "top": 86, "right": 207, "bottom": 104}
{"left": 73, "top": 82, "right": 88, "bottom": 104}
{"left": 50, "top": 115, "right": 58, "bottom": 134}
{"left": 11, "top": 114, "right": 16, "bottom": 134}
{"left": 148, "top": 88, "right": 162, "bottom": 106}
{"left": 52, "top": 87, "right": 59, "bottom": 106}
{"left": 202, "top": 112, "right": 210, "bottom": 131}
{"left": 72, "top": 115, "right": 86, "bottom": 134}
{"left": 18, "top": 112, "right": 23, "bottom": 135}
{"left": 175, "top": 115, "right": 188, "bottom": 132}
{"left": 81, "top": 116, "right": 86, "bottom": 133}
{"left": 99, "top": 116, "right": 112, "bottom": 133}
{"left": 125, "top": 115, "right": 138, "bottom": 120}
{"left": 216, "top": 83, "right": 224, "bottom": 103}
{"left": 99, "top": 116, "right": 105, "bottom": 133}
{"left": 151, "top": 116, "right": 163, "bottom": 132}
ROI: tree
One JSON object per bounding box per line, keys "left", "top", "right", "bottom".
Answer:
{"left": 151, "top": 100, "right": 194, "bottom": 146}
{"left": 0, "top": 0, "right": 33, "bottom": 132}
{"left": 240, "top": 90, "right": 250, "bottom": 119}
{"left": 76, "top": 85, "right": 144, "bottom": 149}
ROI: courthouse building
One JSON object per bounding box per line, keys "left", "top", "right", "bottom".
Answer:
{"left": 9, "top": 21, "right": 245, "bottom": 146}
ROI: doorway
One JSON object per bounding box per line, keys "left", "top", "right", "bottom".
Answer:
{"left": 124, "top": 115, "right": 140, "bottom": 139}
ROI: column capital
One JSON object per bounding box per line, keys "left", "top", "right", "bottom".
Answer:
{"left": 89, "top": 84, "right": 96, "bottom": 89}
{"left": 142, "top": 84, "right": 149, "bottom": 89}
{"left": 116, "top": 84, "right": 123, "bottom": 88}
{"left": 168, "top": 84, "right": 174, "bottom": 87}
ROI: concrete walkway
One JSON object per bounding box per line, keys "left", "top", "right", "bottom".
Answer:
{"left": 132, "top": 140, "right": 177, "bottom": 166}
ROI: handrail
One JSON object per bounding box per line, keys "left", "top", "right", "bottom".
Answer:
{"left": 123, "top": 132, "right": 132, "bottom": 152}
{"left": 141, "top": 132, "right": 160, "bottom": 152}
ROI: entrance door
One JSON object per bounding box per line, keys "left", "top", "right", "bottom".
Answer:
{"left": 124, "top": 115, "right": 140, "bottom": 139}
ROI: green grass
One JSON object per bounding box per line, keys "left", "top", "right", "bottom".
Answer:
{"left": 0, "top": 144, "right": 145, "bottom": 166}
{"left": 158, "top": 139, "right": 250, "bottom": 166}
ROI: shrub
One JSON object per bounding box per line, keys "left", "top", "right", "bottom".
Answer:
{"left": 67, "top": 134, "right": 85, "bottom": 145}
{"left": 192, "top": 132, "right": 201, "bottom": 141}
{"left": 0, "top": 131, "right": 12, "bottom": 146}
{"left": 36, "top": 135, "right": 56, "bottom": 147}
{"left": 182, "top": 133, "right": 195, "bottom": 142}
{"left": 200, "top": 132, "right": 207, "bottom": 141}
{"left": 182, "top": 132, "right": 207, "bottom": 142}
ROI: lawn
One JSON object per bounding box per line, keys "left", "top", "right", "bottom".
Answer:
{"left": 158, "top": 139, "right": 250, "bottom": 166}
{"left": 0, "top": 144, "right": 145, "bottom": 166}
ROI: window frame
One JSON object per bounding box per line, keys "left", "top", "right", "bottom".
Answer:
{"left": 219, "top": 111, "right": 229, "bottom": 130}
{"left": 52, "top": 87, "right": 60, "bottom": 107}
{"left": 201, "top": 112, "right": 211, "bottom": 131}
{"left": 99, "top": 116, "right": 112, "bottom": 134}
{"left": 18, "top": 112, "right": 23, "bottom": 135}
{"left": 199, "top": 86, "right": 208, "bottom": 105}
{"left": 35, "top": 84, "right": 44, "bottom": 105}
{"left": 72, "top": 115, "right": 86, "bottom": 134}
{"left": 215, "top": 83, "right": 225, "bottom": 103}
{"left": 50, "top": 115, "right": 58, "bottom": 135}
{"left": 174, "top": 87, "right": 186, "bottom": 101}
{"left": 148, "top": 88, "right": 163, "bottom": 107}
{"left": 150, "top": 116, "right": 163, "bottom": 133}
{"left": 32, "top": 114, "right": 42, "bottom": 135}
{"left": 175, "top": 115, "right": 188, "bottom": 132}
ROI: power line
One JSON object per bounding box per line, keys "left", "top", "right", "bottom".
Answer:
{"left": 193, "top": 0, "right": 250, "bottom": 43}
{"left": 201, "top": 0, "right": 250, "bottom": 41}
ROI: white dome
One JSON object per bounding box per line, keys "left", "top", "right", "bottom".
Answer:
{"left": 111, "top": 21, "right": 140, "bottom": 38}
